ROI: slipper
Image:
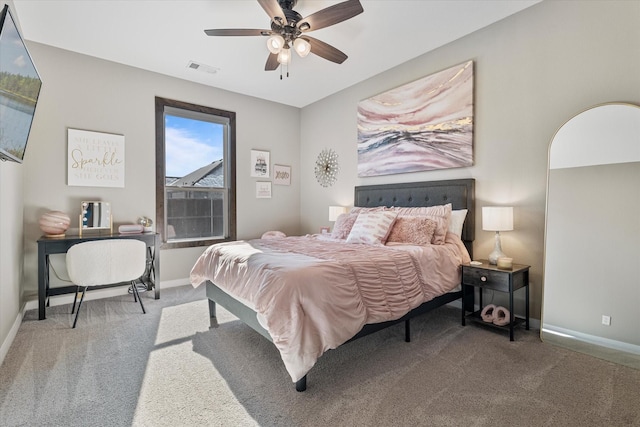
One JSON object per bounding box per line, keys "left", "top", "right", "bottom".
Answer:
{"left": 480, "top": 304, "right": 496, "bottom": 322}
{"left": 493, "top": 306, "right": 511, "bottom": 326}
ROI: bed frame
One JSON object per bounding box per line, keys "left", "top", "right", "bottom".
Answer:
{"left": 205, "top": 178, "right": 475, "bottom": 391}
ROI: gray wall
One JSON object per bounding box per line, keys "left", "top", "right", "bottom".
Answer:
{"left": 17, "top": 44, "right": 301, "bottom": 306}
{"left": 298, "top": 0, "right": 640, "bottom": 322}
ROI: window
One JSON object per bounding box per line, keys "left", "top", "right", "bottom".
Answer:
{"left": 155, "top": 97, "right": 236, "bottom": 249}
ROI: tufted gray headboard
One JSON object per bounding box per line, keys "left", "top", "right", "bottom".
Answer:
{"left": 354, "top": 179, "right": 475, "bottom": 257}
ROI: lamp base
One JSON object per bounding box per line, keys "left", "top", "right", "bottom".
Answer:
{"left": 488, "top": 231, "right": 506, "bottom": 265}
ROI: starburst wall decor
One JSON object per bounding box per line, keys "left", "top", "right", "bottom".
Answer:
{"left": 314, "top": 148, "right": 340, "bottom": 187}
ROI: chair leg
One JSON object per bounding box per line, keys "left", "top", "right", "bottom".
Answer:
{"left": 72, "top": 286, "right": 88, "bottom": 328}
{"left": 131, "top": 281, "right": 146, "bottom": 314}
{"left": 71, "top": 286, "right": 79, "bottom": 314}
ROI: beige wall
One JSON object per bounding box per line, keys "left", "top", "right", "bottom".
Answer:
{"left": 299, "top": 0, "right": 640, "bottom": 321}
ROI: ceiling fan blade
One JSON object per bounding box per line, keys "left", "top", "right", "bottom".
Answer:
{"left": 265, "top": 53, "right": 279, "bottom": 71}
{"left": 298, "top": 0, "right": 363, "bottom": 32}
{"left": 205, "top": 29, "right": 271, "bottom": 37}
{"left": 257, "top": 0, "right": 287, "bottom": 26}
{"left": 304, "top": 36, "right": 348, "bottom": 64}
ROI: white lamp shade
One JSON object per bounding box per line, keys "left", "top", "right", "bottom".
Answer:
{"left": 277, "top": 47, "right": 291, "bottom": 64}
{"left": 329, "top": 206, "right": 347, "bottom": 222}
{"left": 293, "top": 38, "right": 311, "bottom": 57}
{"left": 482, "top": 206, "right": 514, "bottom": 231}
{"left": 267, "top": 35, "right": 284, "bottom": 54}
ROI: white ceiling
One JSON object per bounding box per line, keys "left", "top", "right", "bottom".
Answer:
{"left": 12, "top": 0, "right": 539, "bottom": 108}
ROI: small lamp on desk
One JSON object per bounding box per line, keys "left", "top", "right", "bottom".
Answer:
{"left": 482, "top": 206, "right": 513, "bottom": 265}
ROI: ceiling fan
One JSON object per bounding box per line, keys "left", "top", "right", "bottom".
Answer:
{"left": 204, "top": 0, "right": 363, "bottom": 74}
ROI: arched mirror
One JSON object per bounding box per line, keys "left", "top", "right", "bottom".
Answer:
{"left": 542, "top": 103, "right": 640, "bottom": 369}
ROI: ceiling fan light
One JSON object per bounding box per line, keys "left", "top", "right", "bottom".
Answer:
{"left": 267, "top": 35, "right": 285, "bottom": 54}
{"left": 293, "top": 38, "right": 311, "bottom": 58}
{"left": 277, "top": 47, "right": 291, "bottom": 65}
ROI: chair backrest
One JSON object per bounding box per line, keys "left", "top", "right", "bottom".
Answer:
{"left": 66, "top": 239, "right": 147, "bottom": 286}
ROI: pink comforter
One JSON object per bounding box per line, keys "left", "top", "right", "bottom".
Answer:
{"left": 190, "top": 233, "right": 470, "bottom": 382}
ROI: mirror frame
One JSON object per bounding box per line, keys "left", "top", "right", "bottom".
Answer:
{"left": 541, "top": 102, "right": 640, "bottom": 369}
{"left": 79, "top": 201, "right": 112, "bottom": 236}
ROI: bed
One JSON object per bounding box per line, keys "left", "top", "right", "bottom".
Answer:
{"left": 190, "top": 178, "right": 475, "bottom": 391}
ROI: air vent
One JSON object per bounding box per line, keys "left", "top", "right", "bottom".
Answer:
{"left": 186, "top": 61, "right": 219, "bottom": 74}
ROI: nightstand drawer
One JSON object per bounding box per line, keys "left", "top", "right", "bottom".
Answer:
{"left": 462, "top": 268, "right": 509, "bottom": 291}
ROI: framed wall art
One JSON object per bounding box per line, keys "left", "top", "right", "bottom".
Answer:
{"left": 273, "top": 164, "right": 291, "bottom": 185}
{"left": 250, "top": 149, "right": 270, "bottom": 178}
{"left": 256, "top": 181, "right": 272, "bottom": 198}
{"left": 357, "top": 60, "right": 474, "bottom": 177}
{"left": 67, "top": 128, "right": 125, "bottom": 187}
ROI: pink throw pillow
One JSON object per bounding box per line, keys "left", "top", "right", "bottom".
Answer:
{"left": 386, "top": 216, "right": 438, "bottom": 246}
{"left": 331, "top": 213, "right": 358, "bottom": 239}
{"left": 391, "top": 204, "right": 452, "bottom": 244}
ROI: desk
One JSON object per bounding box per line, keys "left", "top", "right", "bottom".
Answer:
{"left": 37, "top": 232, "right": 160, "bottom": 320}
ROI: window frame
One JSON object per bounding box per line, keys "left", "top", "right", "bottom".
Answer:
{"left": 155, "top": 96, "right": 236, "bottom": 249}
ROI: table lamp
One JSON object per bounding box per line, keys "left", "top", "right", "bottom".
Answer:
{"left": 482, "top": 206, "right": 513, "bottom": 264}
{"left": 329, "top": 206, "right": 347, "bottom": 223}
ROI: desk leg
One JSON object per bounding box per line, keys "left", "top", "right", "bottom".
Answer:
{"left": 37, "top": 247, "right": 47, "bottom": 320}
{"left": 153, "top": 237, "right": 160, "bottom": 299}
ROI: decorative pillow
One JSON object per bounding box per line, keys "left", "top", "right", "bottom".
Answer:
{"left": 448, "top": 209, "right": 468, "bottom": 238}
{"left": 390, "top": 203, "right": 452, "bottom": 245}
{"left": 386, "top": 216, "right": 438, "bottom": 246}
{"left": 331, "top": 213, "right": 359, "bottom": 240}
{"left": 345, "top": 211, "right": 398, "bottom": 245}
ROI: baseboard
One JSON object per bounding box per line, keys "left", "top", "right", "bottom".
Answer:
{"left": 0, "top": 303, "right": 26, "bottom": 367}
{"left": 542, "top": 324, "right": 640, "bottom": 356}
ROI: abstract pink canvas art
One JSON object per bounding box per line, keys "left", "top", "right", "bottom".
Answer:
{"left": 357, "top": 61, "right": 474, "bottom": 177}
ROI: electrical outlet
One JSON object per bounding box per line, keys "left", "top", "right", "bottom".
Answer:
{"left": 602, "top": 315, "right": 611, "bottom": 326}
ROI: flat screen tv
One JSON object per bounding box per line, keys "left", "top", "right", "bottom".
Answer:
{"left": 0, "top": 4, "right": 41, "bottom": 163}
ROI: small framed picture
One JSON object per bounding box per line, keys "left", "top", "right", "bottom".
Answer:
{"left": 256, "top": 181, "right": 272, "bottom": 198}
{"left": 273, "top": 164, "right": 291, "bottom": 185}
{"left": 250, "top": 150, "right": 270, "bottom": 178}
{"left": 320, "top": 226, "right": 330, "bottom": 234}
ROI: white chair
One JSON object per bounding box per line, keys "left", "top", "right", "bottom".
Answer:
{"left": 66, "top": 239, "right": 147, "bottom": 328}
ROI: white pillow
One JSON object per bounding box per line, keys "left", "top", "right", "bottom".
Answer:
{"left": 346, "top": 211, "right": 398, "bottom": 245}
{"left": 448, "top": 209, "right": 468, "bottom": 238}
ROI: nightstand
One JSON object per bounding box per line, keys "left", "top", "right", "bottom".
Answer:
{"left": 461, "top": 260, "right": 530, "bottom": 341}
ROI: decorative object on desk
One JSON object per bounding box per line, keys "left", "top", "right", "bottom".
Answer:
{"left": 273, "top": 164, "right": 291, "bottom": 185}
{"left": 118, "top": 224, "right": 144, "bottom": 234}
{"left": 357, "top": 60, "right": 474, "bottom": 177}
{"left": 39, "top": 211, "right": 71, "bottom": 237}
{"left": 250, "top": 150, "right": 270, "bottom": 178}
{"left": 497, "top": 257, "right": 513, "bottom": 269}
{"left": 79, "top": 201, "right": 112, "bottom": 236}
{"left": 482, "top": 206, "right": 513, "bottom": 264}
{"left": 315, "top": 148, "right": 339, "bottom": 187}
{"left": 138, "top": 216, "right": 153, "bottom": 232}
{"left": 67, "top": 128, "right": 125, "bottom": 188}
